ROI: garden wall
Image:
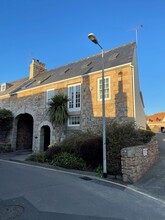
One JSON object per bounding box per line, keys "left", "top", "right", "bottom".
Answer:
{"left": 121, "top": 137, "right": 159, "bottom": 183}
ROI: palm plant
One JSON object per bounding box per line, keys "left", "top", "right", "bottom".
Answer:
{"left": 47, "top": 93, "right": 69, "bottom": 142}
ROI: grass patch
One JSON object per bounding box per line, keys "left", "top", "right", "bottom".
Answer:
{"left": 26, "top": 152, "right": 46, "bottom": 163}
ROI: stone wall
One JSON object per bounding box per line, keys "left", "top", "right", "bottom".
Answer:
{"left": 0, "top": 91, "right": 50, "bottom": 151}
{"left": 121, "top": 137, "right": 159, "bottom": 183}
{"left": 81, "top": 66, "right": 135, "bottom": 133}
{"left": 0, "top": 64, "right": 144, "bottom": 152}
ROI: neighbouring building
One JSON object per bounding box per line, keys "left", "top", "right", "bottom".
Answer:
{"left": 0, "top": 42, "right": 146, "bottom": 152}
{"left": 147, "top": 112, "right": 165, "bottom": 132}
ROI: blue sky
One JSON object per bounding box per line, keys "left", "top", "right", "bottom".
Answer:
{"left": 0, "top": 0, "right": 164, "bottom": 116}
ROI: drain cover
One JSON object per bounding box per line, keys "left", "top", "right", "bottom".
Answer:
{"left": 80, "top": 176, "right": 93, "bottom": 181}
{"left": 0, "top": 205, "right": 24, "bottom": 220}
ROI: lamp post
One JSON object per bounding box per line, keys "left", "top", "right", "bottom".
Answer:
{"left": 88, "top": 33, "right": 107, "bottom": 178}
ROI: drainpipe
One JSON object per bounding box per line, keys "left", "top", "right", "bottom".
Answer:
{"left": 130, "top": 65, "right": 136, "bottom": 121}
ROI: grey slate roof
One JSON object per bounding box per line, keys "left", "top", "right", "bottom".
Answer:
{"left": 0, "top": 77, "right": 28, "bottom": 96}
{"left": 0, "top": 42, "right": 136, "bottom": 96}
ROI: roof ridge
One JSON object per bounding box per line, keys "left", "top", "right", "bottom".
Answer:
{"left": 47, "top": 41, "right": 136, "bottom": 73}
{"left": 147, "top": 112, "right": 165, "bottom": 118}
{"left": 105, "top": 41, "right": 136, "bottom": 53}
{"left": 2, "top": 77, "right": 28, "bottom": 85}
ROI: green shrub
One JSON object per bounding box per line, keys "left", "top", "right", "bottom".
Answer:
{"left": 138, "top": 129, "right": 155, "bottom": 143}
{"left": 51, "top": 152, "right": 86, "bottom": 170}
{"left": 106, "top": 122, "right": 155, "bottom": 175}
{"left": 95, "top": 164, "right": 103, "bottom": 177}
{"left": 0, "top": 109, "right": 13, "bottom": 142}
{"left": 0, "top": 108, "right": 13, "bottom": 121}
{"left": 0, "top": 145, "right": 13, "bottom": 153}
{"left": 79, "top": 136, "right": 102, "bottom": 169}
{"left": 59, "top": 132, "right": 102, "bottom": 170}
{"left": 30, "top": 122, "right": 155, "bottom": 175}
{"left": 45, "top": 144, "right": 63, "bottom": 161}
{"left": 61, "top": 132, "right": 93, "bottom": 154}
{"left": 26, "top": 152, "right": 46, "bottom": 163}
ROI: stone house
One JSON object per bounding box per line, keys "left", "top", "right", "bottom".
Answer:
{"left": 0, "top": 42, "right": 146, "bottom": 152}
{"left": 147, "top": 112, "right": 165, "bottom": 132}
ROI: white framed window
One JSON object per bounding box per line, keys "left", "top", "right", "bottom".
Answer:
{"left": 97, "top": 76, "right": 110, "bottom": 101}
{"left": 68, "top": 84, "right": 81, "bottom": 112}
{"left": 68, "top": 115, "right": 80, "bottom": 126}
{"left": 46, "top": 89, "right": 55, "bottom": 105}
{"left": 1, "top": 83, "right": 6, "bottom": 91}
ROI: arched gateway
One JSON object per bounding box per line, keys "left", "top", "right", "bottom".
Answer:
{"left": 16, "top": 113, "right": 33, "bottom": 150}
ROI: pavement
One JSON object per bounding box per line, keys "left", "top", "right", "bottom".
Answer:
{"left": 132, "top": 132, "right": 165, "bottom": 201}
{"left": 0, "top": 132, "right": 165, "bottom": 202}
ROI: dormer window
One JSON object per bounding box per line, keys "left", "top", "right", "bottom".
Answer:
{"left": 1, "top": 83, "right": 7, "bottom": 91}
{"left": 108, "top": 53, "right": 119, "bottom": 61}
{"left": 156, "top": 117, "right": 160, "bottom": 122}
{"left": 0, "top": 82, "right": 11, "bottom": 92}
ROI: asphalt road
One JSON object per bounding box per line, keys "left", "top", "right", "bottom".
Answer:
{"left": 0, "top": 158, "right": 165, "bottom": 220}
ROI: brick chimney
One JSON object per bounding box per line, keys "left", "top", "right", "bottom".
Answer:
{"left": 29, "top": 59, "right": 46, "bottom": 79}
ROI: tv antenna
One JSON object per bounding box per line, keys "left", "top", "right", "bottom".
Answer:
{"left": 129, "top": 24, "right": 143, "bottom": 47}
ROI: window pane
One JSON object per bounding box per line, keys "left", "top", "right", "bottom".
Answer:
{"left": 68, "top": 85, "right": 81, "bottom": 111}
{"left": 99, "top": 91, "right": 102, "bottom": 100}
{"left": 98, "top": 77, "right": 110, "bottom": 100}
{"left": 69, "top": 116, "right": 80, "bottom": 125}
{"left": 47, "top": 90, "right": 55, "bottom": 103}
{"left": 99, "top": 80, "right": 102, "bottom": 90}
{"left": 68, "top": 87, "right": 74, "bottom": 109}
{"left": 105, "top": 88, "right": 109, "bottom": 98}
{"left": 75, "top": 85, "right": 80, "bottom": 108}
{"left": 104, "top": 78, "right": 109, "bottom": 98}
{"left": 105, "top": 78, "right": 109, "bottom": 88}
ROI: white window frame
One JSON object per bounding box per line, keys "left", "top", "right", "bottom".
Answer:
{"left": 1, "top": 83, "right": 6, "bottom": 91}
{"left": 97, "top": 76, "right": 110, "bottom": 101}
{"left": 68, "top": 84, "right": 81, "bottom": 112}
{"left": 46, "top": 89, "right": 55, "bottom": 105}
{"left": 68, "top": 115, "right": 80, "bottom": 127}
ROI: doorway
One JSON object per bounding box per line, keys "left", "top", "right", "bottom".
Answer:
{"left": 16, "top": 113, "right": 33, "bottom": 150}
{"left": 40, "top": 126, "right": 50, "bottom": 151}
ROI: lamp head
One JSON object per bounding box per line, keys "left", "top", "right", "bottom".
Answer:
{"left": 88, "top": 33, "right": 98, "bottom": 44}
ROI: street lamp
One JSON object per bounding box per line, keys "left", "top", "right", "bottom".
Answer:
{"left": 88, "top": 33, "right": 107, "bottom": 178}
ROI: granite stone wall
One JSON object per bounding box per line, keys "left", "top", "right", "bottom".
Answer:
{"left": 121, "top": 137, "right": 159, "bottom": 183}
{"left": 0, "top": 92, "right": 52, "bottom": 151}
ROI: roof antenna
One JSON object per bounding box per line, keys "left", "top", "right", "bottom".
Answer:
{"left": 129, "top": 25, "right": 143, "bottom": 47}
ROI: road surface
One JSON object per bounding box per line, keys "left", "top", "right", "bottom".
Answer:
{"left": 0, "top": 159, "right": 165, "bottom": 220}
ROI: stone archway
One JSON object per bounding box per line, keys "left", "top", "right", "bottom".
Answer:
{"left": 40, "top": 126, "right": 50, "bottom": 151}
{"left": 16, "top": 113, "right": 33, "bottom": 150}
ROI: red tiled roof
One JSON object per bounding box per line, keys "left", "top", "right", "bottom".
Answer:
{"left": 147, "top": 112, "right": 165, "bottom": 122}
